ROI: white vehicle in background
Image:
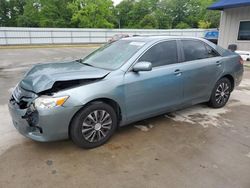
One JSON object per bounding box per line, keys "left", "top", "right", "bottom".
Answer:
{"left": 235, "top": 50, "right": 250, "bottom": 61}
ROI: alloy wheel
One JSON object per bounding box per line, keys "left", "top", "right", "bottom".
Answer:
{"left": 215, "top": 82, "right": 230, "bottom": 104}
{"left": 82, "top": 110, "right": 112, "bottom": 143}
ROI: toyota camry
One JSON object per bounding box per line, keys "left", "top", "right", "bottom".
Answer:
{"left": 9, "top": 36, "right": 244, "bottom": 148}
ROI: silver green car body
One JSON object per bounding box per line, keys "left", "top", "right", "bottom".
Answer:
{"left": 8, "top": 36, "right": 244, "bottom": 142}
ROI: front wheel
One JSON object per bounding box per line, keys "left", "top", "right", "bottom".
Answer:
{"left": 70, "top": 102, "right": 117, "bottom": 148}
{"left": 208, "top": 78, "right": 232, "bottom": 108}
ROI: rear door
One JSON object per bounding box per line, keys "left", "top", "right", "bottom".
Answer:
{"left": 124, "top": 40, "right": 183, "bottom": 122}
{"left": 179, "top": 39, "right": 223, "bottom": 105}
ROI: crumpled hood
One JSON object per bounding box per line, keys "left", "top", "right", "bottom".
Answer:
{"left": 19, "top": 61, "right": 110, "bottom": 93}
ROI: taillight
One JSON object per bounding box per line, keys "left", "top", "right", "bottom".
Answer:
{"left": 239, "top": 57, "right": 244, "bottom": 65}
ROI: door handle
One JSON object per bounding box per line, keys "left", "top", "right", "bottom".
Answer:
{"left": 216, "top": 61, "right": 222, "bottom": 67}
{"left": 174, "top": 69, "right": 182, "bottom": 76}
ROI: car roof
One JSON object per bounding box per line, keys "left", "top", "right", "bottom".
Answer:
{"left": 121, "top": 35, "right": 206, "bottom": 43}
{"left": 121, "top": 35, "right": 230, "bottom": 57}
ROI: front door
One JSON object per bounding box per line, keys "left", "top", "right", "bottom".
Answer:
{"left": 124, "top": 40, "right": 183, "bottom": 123}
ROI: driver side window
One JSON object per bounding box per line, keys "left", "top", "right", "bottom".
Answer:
{"left": 138, "top": 40, "right": 178, "bottom": 67}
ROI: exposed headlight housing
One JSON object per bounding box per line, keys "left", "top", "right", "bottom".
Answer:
{"left": 34, "top": 96, "right": 69, "bottom": 109}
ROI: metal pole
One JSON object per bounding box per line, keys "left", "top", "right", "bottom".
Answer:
{"left": 117, "top": 11, "right": 121, "bottom": 29}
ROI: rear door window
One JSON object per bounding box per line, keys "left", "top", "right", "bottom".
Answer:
{"left": 181, "top": 40, "right": 209, "bottom": 61}
{"left": 205, "top": 44, "right": 220, "bottom": 58}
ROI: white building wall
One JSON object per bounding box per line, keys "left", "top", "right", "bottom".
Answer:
{"left": 218, "top": 6, "right": 250, "bottom": 50}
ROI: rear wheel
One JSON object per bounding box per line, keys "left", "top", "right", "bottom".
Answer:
{"left": 208, "top": 78, "right": 232, "bottom": 108}
{"left": 70, "top": 102, "right": 117, "bottom": 148}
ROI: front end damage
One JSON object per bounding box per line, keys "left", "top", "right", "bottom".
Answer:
{"left": 8, "top": 61, "right": 111, "bottom": 141}
{"left": 12, "top": 85, "right": 39, "bottom": 126}
{"left": 8, "top": 83, "right": 81, "bottom": 142}
{"left": 8, "top": 85, "right": 44, "bottom": 139}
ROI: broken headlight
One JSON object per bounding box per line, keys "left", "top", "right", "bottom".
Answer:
{"left": 34, "top": 96, "right": 69, "bottom": 109}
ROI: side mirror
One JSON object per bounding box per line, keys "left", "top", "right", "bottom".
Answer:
{"left": 133, "top": 61, "right": 152, "bottom": 72}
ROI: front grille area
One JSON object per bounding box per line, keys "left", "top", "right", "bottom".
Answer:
{"left": 10, "top": 94, "right": 29, "bottom": 109}
{"left": 10, "top": 93, "right": 42, "bottom": 132}
{"left": 10, "top": 85, "right": 42, "bottom": 133}
{"left": 19, "top": 100, "right": 29, "bottom": 109}
{"left": 11, "top": 85, "right": 37, "bottom": 109}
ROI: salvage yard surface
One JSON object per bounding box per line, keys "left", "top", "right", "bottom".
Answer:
{"left": 0, "top": 47, "right": 250, "bottom": 188}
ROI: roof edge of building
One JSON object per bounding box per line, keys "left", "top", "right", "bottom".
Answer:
{"left": 208, "top": 1, "right": 250, "bottom": 10}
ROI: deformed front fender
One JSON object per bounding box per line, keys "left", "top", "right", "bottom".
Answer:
{"left": 52, "top": 74, "right": 127, "bottom": 125}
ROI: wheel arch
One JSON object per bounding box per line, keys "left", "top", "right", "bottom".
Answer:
{"left": 68, "top": 97, "right": 123, "bottom": 138}
{"left": 221, "top": 74, "right": 235, "bottom": 91}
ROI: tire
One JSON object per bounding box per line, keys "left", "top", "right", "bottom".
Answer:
{"left": 70, "top": 102, "right": 117, "bottom": 149}
{"left": 208, "top": 78, "right": 232, "bottom": 108}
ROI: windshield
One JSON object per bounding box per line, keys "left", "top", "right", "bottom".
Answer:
{"left": 81, "top": 40, "right": 145, "bottom": 70}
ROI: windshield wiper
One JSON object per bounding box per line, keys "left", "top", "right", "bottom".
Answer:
{"left": 76, "top": 58, "right": 94, "bottom": 67}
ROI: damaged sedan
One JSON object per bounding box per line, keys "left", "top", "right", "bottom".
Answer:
{"left": 9, "top": 36, "right": 244, "bottom": 148}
